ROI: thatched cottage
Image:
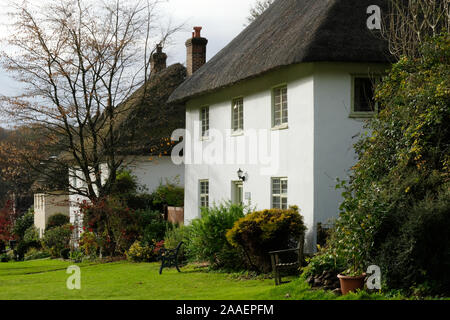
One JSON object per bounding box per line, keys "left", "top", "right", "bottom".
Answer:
{"left": 169, "top": 0, "right": 392, "bottom": 252}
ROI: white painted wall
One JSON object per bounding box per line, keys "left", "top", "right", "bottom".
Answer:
{"left": 184, "top": 63, "right": 316, "bottom": 250}
{"left": 124, "top": 156, "right": 184, "bottom": 193}
{"left": 312, "top": 63, "right": 387, "bottom": 235}
{"left": 183, "top": 62, "right": 388, "bottom": 253}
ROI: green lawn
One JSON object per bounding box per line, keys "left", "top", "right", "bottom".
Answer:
{"left": 0, "top": 259, "right": 402, "bottom": 300}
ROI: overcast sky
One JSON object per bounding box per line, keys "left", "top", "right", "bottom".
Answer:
{"left": 0, "top": 0, "right": 256, "bottom": 97}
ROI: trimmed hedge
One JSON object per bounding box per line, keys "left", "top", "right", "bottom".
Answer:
{"left": 227, "top": 206, "right": 306, "bottom": 273}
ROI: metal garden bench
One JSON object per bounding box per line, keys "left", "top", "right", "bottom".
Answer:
{"left": 158, "top": 241, "right": 184, "bottom": 274}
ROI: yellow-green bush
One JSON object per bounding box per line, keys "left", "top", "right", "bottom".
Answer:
{"left": 226, "top": 206, "right": 306, "bottom": 273}
{"left": 126, "top": 241, "right": 154, "bottom": 262}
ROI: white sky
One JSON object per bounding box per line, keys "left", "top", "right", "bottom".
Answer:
{"left": 0, "top": 0, "right": 256, "bottom": 97}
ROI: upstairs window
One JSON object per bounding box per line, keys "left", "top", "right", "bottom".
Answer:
{"left": 272, "top": 177, "right": 288, "bottom": 209}
{"left": 272, "top": 85, "right": 288, "bottom": 127}
{"left": 351, "top": 76, "right": 381, "bottom": 117}
{"left": 199, "top": 180, "right": 209, "bottom": 208}
{"left": 200, "top": 106, "right": 209, "bottom": 138}
{"left": 232, "top": 98, "right": 244, "bottom": 133}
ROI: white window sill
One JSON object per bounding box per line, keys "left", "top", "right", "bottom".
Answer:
{"left": 349, "top": 112, "right": 375, "bottom": 119}
{"left": 271, "top": 123, "right": 289, "bottom": 131}
{"left": 200, "top": 136, "right": 210, "bottom": 141}
{"left": 231, "top": 130, "right": 244, "bottom": 137}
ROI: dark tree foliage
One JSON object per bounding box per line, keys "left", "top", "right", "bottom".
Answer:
{"left": 306, "top": 34, "right": 450, "bottom": 295}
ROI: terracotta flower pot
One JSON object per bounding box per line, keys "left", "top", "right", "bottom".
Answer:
{"left": 337, "top": 273, "right": 366, "bottom": 295}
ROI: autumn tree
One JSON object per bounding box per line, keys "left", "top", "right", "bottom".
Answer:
{"left": 0, "top": 125, "right": 54, "bottom": 212}
{"left": 0, "top": 0, "right": 181, "bottom": 202}
{"left": 0, "top": 200, "right": 15, "bottom": 242}
{"left": 382, "top": 0, "right": 450, "bottom": 58}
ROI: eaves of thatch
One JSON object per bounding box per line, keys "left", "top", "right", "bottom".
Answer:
{"left": 169, "top": 0, "right": 391, "bottom": 103}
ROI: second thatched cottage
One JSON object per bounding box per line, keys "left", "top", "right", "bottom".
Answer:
{"left": 169, "top": 0, "right": 392, "bottom": 253}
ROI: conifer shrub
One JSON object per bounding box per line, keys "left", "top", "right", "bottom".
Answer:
{"left": 226, "top": 206, "right": 306, "bottom": 273}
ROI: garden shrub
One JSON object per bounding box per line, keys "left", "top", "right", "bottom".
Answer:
{"left": 24, "top": 248, "right": 50, "bottom": 261}
{"left": 81, "top": 199, "right": 172, "bottom": 257}
{"left": 46, "top": 214, "right": 70, "bottom": 230}
{"left": 111, "top": 170, "right": 138, "bottom": 198}
{"left": 12, "top": 210, "right": 34, "bottom": 240}
{"left": 373, "top": 184, "right": 450, "bottom": 295}
{"left": 164, "top": 225, "right": 190, "bottom": 249}
{"left": 227, "top": 206, "right": 306, "bottom": 273}
{"left": 302, "top": 244, "right": 346, "bottom": 280}
{"left": 126, "top": 240, "right": 155, "bottom": 262}
{"left": 79, "top": 231, "right": 100, "bottom": 257}
{"left": 81, "top": 198, "right": 140, "bottom": 256}
{"left": 60, "top": 248, "right": 70, "bottom": 259}
{"left": 41, "top": 224, "right": 72, "bottom": 258}
{"left": 187, "top": 202, "right": 246, "bottom": 270}
{"left": 70, "top": 250, "right": 84, "bottom": 263}
{"left": 23, "top": 226, "right": 40, "bottom": 245}
{"left": 135, "top": 209, "right": 171, "bottom": 245}
{"left": 152, "top": 181, "right": 184, "bottom": 208}
{"left": 164, "top": 225, "right": 191, "bottom": 262}
{"left": 11, "top": 210, "right": 36, "bottom": 260}
{"left": 0, "top": 253, "right": 10, "bottom": 262}
{"left": 126, "top": 193, "right": 155, "bottom": 211}
{"left": 14, "top": 226, "right": 41, "bottom": 260}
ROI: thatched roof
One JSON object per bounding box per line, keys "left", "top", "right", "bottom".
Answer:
{"left": 169, "top": 0, "right": 391, "bottom": 103}
{"left": 115, "top": 63, "right": 186, "bottom": 156}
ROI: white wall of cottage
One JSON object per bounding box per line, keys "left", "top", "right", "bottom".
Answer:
{"left": 183, "top": 62, "right": 388, "bottom": 253}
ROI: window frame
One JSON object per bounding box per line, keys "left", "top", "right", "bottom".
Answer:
{"left": 199, "top": 179, "right": 209, "bottom": 209}
{"left": 200, "top": 106, "right": 210, "bottom": 139}
{"left": 271, "top": 177, "right": 288, "bottom": 209}
{"left": 350, "top": 75, "right": 382, "bottom": 118}
{"left": 231, "top": 97, "right": 244, "bottom": 134}
{"left": 271, "top": 84, "right": 289, "bottom": 129}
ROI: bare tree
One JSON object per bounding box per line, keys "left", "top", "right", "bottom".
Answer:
{"left": 246, "top": 0, "right": 274, "bottom": 25}
{"left": 382, "top": 0, "right": 450, "bottom": 58}
{"left": 0, "top": 0, "right": 182, "bottom": 202}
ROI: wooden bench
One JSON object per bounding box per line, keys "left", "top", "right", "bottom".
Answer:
{"left": 269, "top": 235, "right": 305, "bottom": 285}
{"left": 158, "top": 241, "right": 184, "bottom": 275}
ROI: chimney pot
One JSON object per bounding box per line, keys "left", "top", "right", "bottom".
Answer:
{"left": 150, "top": 44, "right": 167, "bottom": 75}
{"left": 186, "top": 26, "right": 208, "bottom": 77}
{"left": 193, "top": 26, "right": 202, "bottom": 38}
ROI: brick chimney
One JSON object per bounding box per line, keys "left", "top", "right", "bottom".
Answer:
{"left": 186, "top": 26, "right": 208, "bottom": 77}
{"left": 150, "top": 44, "right": 167, "bottom": 75}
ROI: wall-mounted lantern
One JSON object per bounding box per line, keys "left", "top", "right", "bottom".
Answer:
{"left": 237, "top": 168, "right": 247, "bottom": 182}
